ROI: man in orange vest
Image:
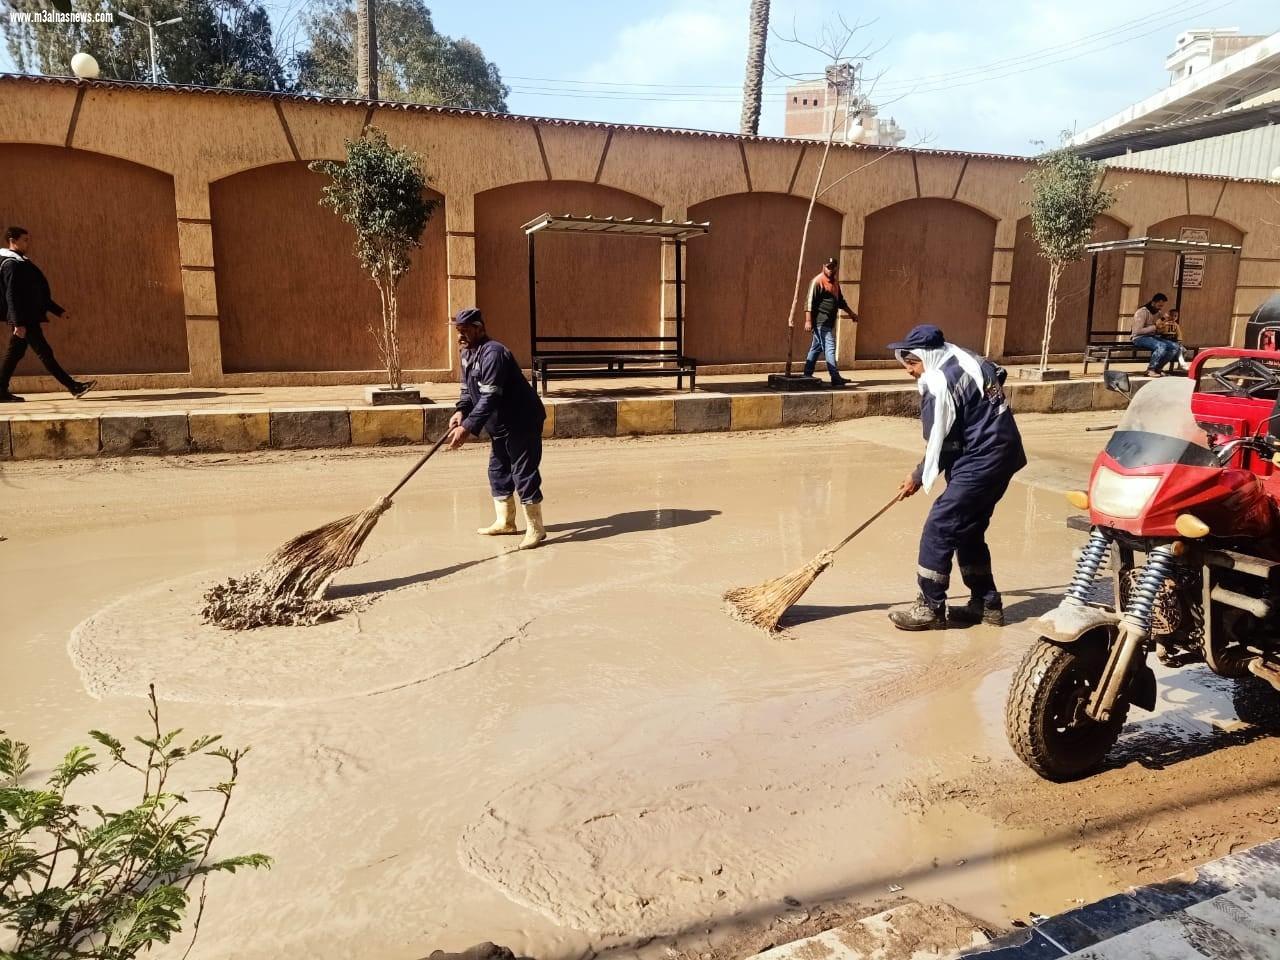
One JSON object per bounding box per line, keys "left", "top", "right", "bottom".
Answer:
{"left": 803, "top": 257, "right": 857, "bottom": 388}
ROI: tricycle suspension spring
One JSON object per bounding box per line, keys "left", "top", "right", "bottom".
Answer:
{"left": 1064, "top": 529, "right": 1111, "bottom": 605}
{"left": 1123, "top": 544, "right": 1180, "bottom": 634}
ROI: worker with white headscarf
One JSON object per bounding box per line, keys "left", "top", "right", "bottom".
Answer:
{"left": 885, "top": 324, "right": 1026, "bottom": 631}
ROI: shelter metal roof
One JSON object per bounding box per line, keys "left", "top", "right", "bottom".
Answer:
{"left": 1074, "top": 99, "right": 1280, "bottom": 160}
{"left": 1084, "top": 236, "right": 1242, "bottom": 255}
{"left": 1069, "top": 31, "right": 1280, "bottom": 148}
{"left": 523, "top": 213, "right": 710, "bottom": 240}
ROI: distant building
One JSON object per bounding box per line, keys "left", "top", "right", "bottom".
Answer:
{"left": 1070, "top": 29, "right": 1280, "bottom": 180}
{"left": 1164, "top": 27, "right": 1268, "bottom": 83}
{"left": 783, "top": 80, "right": 906, "bottom": 146}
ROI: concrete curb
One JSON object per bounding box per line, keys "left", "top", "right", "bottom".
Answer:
{"left": 963, "top": 836, "right": 1280, "bottom": 957}
{"left": 758, "top": 837, "right": 1280, "bottom": 960}
{"left": 0, "top": 379, "right": 1118, "bottom": 461}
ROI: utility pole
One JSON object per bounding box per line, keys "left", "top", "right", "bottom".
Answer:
{"left": 823, "top": 62, "right": 864, "bottom": 143}
{"left": 118, "top": 8, "right": 183, "bottom": 84}
{"left": 356, "top": 0, "right": 378, "bottom": 100}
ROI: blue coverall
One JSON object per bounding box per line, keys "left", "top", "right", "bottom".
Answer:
{"left": 913, "top": 354, "right": 1026, "bottom": 611}
{"left": 456, "top": 338, "right": 546, "bottom": 504}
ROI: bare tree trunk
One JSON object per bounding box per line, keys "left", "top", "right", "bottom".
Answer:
{"left": 374, "top": 275, "right": 402, "bottom": 390}
{"left": 783, "top": 87, "right": 841, "bottom": 376}
{"left": 387, "top": 282, "right": 402, "bottom": 390}
{"left": 1041, "top": 260, "right": 1062, "bottom": 371}
{"left": 373, "top": 280, "right": 388, "bottom": 384}
{"left": 739, "top": 0, "right": 770, "bottom": 136}
{"left": 356, "top": 0, "right": 377, "bottom": 99}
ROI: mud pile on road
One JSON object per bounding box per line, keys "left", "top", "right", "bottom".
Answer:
{"left": 200, "top": 573, "right": 347, "bottom": 630}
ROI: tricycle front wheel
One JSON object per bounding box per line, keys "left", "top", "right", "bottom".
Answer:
{"left": 1005, "top": 636, "right": 1127, "bottom": 782}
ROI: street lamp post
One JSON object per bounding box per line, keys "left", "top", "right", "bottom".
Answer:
{"left": 118, "top": 9, "right": 183, "bottom": 83}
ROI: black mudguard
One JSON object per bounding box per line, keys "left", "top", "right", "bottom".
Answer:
{"left": 1127, "top": 663, "right": 1158, "bottom": 712}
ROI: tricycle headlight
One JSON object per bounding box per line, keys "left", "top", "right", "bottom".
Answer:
{"left": 1089, "top": 466, "right": 1160, "bottom": 519}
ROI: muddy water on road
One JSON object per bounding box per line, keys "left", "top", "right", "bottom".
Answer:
{"left": 0, "top": 417, "right": 1241, "bottom": 959}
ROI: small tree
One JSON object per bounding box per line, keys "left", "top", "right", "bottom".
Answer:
{"left": 1025, "top": 148, "right": 1117, "bottom": 371}
{"left": 311, "top": 128, "right": 437, "bottom": 391}
{"left": 0, "top": 687, "right": 270, "bottom": 959}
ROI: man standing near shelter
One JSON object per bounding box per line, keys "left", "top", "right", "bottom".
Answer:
{"left": 446, "top": 307, "right": 547, "bottom": 550}
{"left": 0, "top": 227, "right": 95, "bottom": 402}
{"left": 888, "top": 324, "right": 1026, "bottom": 631}
{"left": 1131, "top": 292, "right": 1180, "bottom": 377}
{"left": 804, "top": 257, "right": 857, "bottom": 388}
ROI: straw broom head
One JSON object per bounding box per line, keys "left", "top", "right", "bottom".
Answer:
{"left": 723, "top": 550, "right": 835, "bottom": 633}
{"left": 263, "top": 496, "right": 392, "bottom": 601}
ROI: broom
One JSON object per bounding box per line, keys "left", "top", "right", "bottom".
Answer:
{"left": 724, "top": 491, "right": 904, "bottom": 633}
{"left": 262, "top": 432, "right": 450, "bottom": 601}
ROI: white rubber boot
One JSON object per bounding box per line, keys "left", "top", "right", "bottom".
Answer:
{"left": 477, "top": 496, "right": 517, "bottom": 536}
{"left": 518, "top": 502, "right": 546, "bottom": 550}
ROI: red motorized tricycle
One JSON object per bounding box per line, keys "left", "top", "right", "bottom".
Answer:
{"left": 1005, "top": 347, "right": 1280, "bottom": 781}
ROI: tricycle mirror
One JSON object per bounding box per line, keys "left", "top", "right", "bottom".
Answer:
{"left": 1102, "top": 370, "right": 1132, "bottom": 397}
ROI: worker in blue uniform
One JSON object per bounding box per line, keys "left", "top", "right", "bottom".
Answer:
{"left": 446, "top": 307, "right": 548, "bottom": 549}
{"left": 887, "top": 324, "right": 1026, "bottom": 631}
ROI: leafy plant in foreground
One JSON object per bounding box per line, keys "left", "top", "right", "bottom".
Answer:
{"left": 0, "top": 687, "right": 270, "bottom": 959}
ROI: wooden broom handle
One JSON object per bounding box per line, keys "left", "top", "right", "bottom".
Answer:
{"left": 829, "top": 492, "right": 903, "bottom": 555}
{"left": 383, "top": 432, "right": 450, "bottom": 502}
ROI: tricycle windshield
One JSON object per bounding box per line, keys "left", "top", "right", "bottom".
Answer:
{"left": 1105, "top": 377, "right": 1217, "bottom": 469}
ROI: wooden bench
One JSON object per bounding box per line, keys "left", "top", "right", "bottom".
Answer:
{"left": 523, "top": 213, "right": 710, "bottom": 397}
{"left": 1083, "top": 331, "right": 1196, "bottom": 375}
{"left": 530, "top": 338, "right": 696, "bottom": 395}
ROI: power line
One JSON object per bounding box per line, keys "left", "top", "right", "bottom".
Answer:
{"left": 880, "top": 0, "right": 1240, "bottom": 96}
{"left": 820, "top": 0, "right": 1222, "bottom": 89}
{"left": 505, "top": 0, "right": 1224, "bottom": 96}
{"left": 499, "top": 0, "right": 1239, "bottom": 105}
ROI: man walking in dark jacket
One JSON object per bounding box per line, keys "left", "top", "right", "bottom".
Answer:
{"left": 446, "top": 307, "right": 547, "bottom": 549}
{"left": 0, "top": 227, "right": 94, "bottom": 402}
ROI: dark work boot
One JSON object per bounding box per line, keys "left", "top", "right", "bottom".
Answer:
{"left": 889, "top": 595, "right": 947, "bottom": 631}
{"left": 948, "top": 598, "right": 1005, "bottom": 627}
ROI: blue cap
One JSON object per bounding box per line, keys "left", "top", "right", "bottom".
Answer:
{"left": 887, "top": 324, "right": 945, "bottom": 353}
{"left": 452, "top": 307, "right": 484, "bottom": 326}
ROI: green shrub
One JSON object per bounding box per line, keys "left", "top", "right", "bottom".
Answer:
{"left": 0, "top": 687, "right": 270, "bottom": 959}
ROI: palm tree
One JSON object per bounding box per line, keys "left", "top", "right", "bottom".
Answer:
{"left": 356, "top": 0, "right": 378, "bottom": 99}
{"left": 739, "top": 0, "right": 770, "bottom": 135}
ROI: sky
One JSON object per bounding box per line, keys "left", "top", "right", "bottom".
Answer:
{"left": 417, "top": 0, "right": 1277, "bottom": 154}
{"left": 6, "top": 0, "right": 1276, "bottom": 155}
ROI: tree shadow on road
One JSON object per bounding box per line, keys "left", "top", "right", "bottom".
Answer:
{"left": 570, "top": 767, "right": 1280, "bottom": 960}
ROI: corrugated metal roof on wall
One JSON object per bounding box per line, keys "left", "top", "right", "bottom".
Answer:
{"left": 1104, "top": 125, "right": 1280, "bottom": 180}
{"left": 4, "top": 72, "right": 1275, "bottom": 185}
{"left": 0, "top": 72, "right": 1035, "bottom": 164}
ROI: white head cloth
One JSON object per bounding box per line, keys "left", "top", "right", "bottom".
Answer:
{"left": 906, "top": 343, "right": 986, "bottom": 493}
